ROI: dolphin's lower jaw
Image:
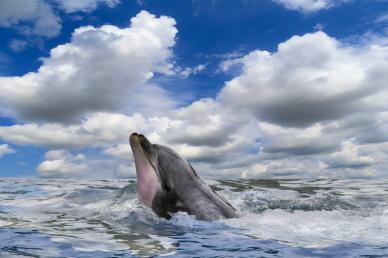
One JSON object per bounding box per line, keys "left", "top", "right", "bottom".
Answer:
{"left": 129, "top": 133, "right": 160, "bottom": 207}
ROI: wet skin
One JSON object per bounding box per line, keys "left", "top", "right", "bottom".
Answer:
{"left": 129, "top": 133, "right": 238, "bottom": 221}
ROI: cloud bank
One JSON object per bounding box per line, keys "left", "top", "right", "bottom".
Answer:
{"left": 1, "top": 10, "right": 388, "bottom": 179}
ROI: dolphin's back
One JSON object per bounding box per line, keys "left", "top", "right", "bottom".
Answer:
{"left": 155, "top": 145, "right": 238, "bottom": 220}
{"left": 178, "top": 176, "right": 238, "bottom": 220}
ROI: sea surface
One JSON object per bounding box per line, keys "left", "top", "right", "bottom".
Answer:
{"left": 0, "top": 178, "right": 387, "bottom": 257}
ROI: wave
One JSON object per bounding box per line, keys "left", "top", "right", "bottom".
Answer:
{"left": 1, "top": 178, "right": 388, "bottom": 257}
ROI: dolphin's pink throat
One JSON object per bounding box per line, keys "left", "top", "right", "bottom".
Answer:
{"left": 131, "top": 138, "right": 160, "bottom": 207}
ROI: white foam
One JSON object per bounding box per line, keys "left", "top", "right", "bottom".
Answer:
{"left": 227, "top": 208, "right": 388, "bottom": 248}
{"left": 0, "top": 219, "right": 11, "bottom": 227}
{"left": 2, "top": 178, "right": 388, "bottom": 255}
{"left": 166, "top": 212, "right": 227, "bottom": 230}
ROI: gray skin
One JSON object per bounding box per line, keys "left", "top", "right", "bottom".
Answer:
{"left": 129, "top": 133, "right": 238, "bottom": 221}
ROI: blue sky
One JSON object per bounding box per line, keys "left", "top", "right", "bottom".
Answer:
{"left": 0, "top": 0, "right": 388, "bottom": 178}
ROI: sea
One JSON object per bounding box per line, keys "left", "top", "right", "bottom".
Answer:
{"left": 0, "top": 178, "right": 387, "bottom": 257}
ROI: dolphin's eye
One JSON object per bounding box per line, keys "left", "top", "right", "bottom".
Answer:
{"left": 165, "top": 185, "right": 171, "bottom": 192}
{"left": 162, "top": 180, "right": 172, "bottom": 193}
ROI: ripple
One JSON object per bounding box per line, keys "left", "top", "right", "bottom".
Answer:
{"left": 0, "top": 178, "right": 388, "bottom": 257}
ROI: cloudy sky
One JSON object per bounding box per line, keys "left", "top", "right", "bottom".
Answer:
{"left": 0, "top": 0, "right": 387, "bottom": 179}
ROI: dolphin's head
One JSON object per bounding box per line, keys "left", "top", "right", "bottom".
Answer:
{"left": 129, "top": 133, "right": 161, "bottom": 207}
{"left": 129, "top": 133, "right": 238, "bottom": 220}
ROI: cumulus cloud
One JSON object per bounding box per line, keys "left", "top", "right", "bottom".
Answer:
{"left": 164, "top": 99, "right": 236, "bottom": 147}
{"left": 0, "top": 104, "right": 257, "bottom": 165}
{"left": 0, "top": 98, "right": 259, "bottom": 176}
{"left": 0, "top": 144, "right": 15, "bottom": 157}
{"left": 0, "top": 0, "right": 120, "bottom": 38}
{"left": 37, "top": 150, "right": 87, "bottom": 176}
{"left": 272, "top": 0, "right": 346, "bottom": 13}
{"left": 54, "top": 0, "right": 119, "bottom": 13}
{"left": 211, "top": 31, "right": 388, "bottom": 178}
{"left": 158, "top": 98, "right": 261, "bottom": 164}
{"left": 37, "top": 149, "right": 135, "bottom": 178}
{"left": 2, "top": 27, "right": 388, "bottom": 179}
{"left": 37, "top": 145, "right": 143, "bottom": 179}
{"left": 327, "top": 141, "right": 375, "bottom": 169}
{"left": 219, "top": 32, "right": 388, "bottom": 127}
{"left": 0, "top": 11, "right": 177, "bottom": 122}
{"left": 0, "top": 0, "right": 61, "bottom": 38}
{"left": 258, "top": 122, "right": 338, "bottom": 156}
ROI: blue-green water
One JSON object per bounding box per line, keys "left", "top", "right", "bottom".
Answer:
{"left": 0, "top": 178, "right": 387, "bottom": 257}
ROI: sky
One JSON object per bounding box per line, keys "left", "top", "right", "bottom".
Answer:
{"left": 0, "top": 0, "right": 388, "bottom": 179}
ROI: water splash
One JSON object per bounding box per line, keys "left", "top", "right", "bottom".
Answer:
{"left": 1, "top": 178, "right": 388, "bottom": 257}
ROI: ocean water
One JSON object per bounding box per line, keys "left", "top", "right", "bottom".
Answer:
{"left": 0, "top": 178, "right": 387, "bottom": 257}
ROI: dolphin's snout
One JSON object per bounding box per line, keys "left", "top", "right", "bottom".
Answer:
{"left": 129, "top": 133, "right": 151, "bottom": 152}
{"left": 138, "top": 134, "right": 152, "bottom": 152}
{"left": 129, "top": 133, "right": 139, "bottom": 145}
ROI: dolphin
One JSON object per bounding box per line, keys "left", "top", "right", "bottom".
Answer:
{"left": 129, "top": 133, "right": 238, "bottom": 221}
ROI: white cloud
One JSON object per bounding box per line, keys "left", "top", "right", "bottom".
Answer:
{"left": 0, "top": 0, "right": 120, "bottom": 38}
{"left": 104, "top": 144, "right": 132, "bottom": 160}
{"left": 0, "top": 144, "right": 15, "bottom": 157}
{"left": 0, "top": 98, "right": 259, "bottom": 176}
{"left": 37, "top": 150, "right": 88, "bottom": 176}
{"left": 211, "top": 31, "right": 388, "bottom": 178}
{"left": 2, "top": 31, "right": 388, "bottom": 179}
{"left": 313, "top": 23, "right": 324, "bottom": 31}
{"left": 155, "top": 62, "right": 207, "bottom": 78}
{"left": 179, "top": 64, "right": 206, "bottom": 78}
{"left": 9, "top": 39, "right": 28, "bottom": 53}
{"left": 115, "top": 163, "right": 136, "bottom": 178}
{"left": 0, "top": 11, "right": 177, "bottom": 122}
{"left": 215, "top": 29, "right": 388, "bottom": 177}
{"left": 272, "top": 0, "right": 345, "bottom": 13}
{"left": 38, "top": 148, "right": 137, "bottom": 178}
{"left": 219, "top": 31, "right": 388, "bottom": 127}
{"left": 2, "top": 22, "right": 388, "bottom": 179}
{"left": 0, "top": 0, "right": 61, "bottom": 37}
{"left": 258, "top": 122, "right": 338, "bottom": 156}
{"left": 240, "top": 164, "right": 268, "bottom": 179}
{"left": 119, "top": 83, "right": 178, "bottom": 117}
{"left": 165, "top": 99, "right": 235, "bottom": 147}
{"left": 159, "top": 98, "right": 261, "bottom": 164}
{"left": 218, "top": 56, "right": 245, "bottom": 73}
{"left": 0, "top": 103, "right": 256, "bottom": 165}
{"left": 327, "top": 141, "right": 375, "bottom": 168}
{"left": 375, "top": 13, "right": 388, "bottom": 24}
{"left": 55, "top": 0, "right": 119, "bottom": 13}
{"left": 0, "top": 112, "right": 174, "bottom": 148}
